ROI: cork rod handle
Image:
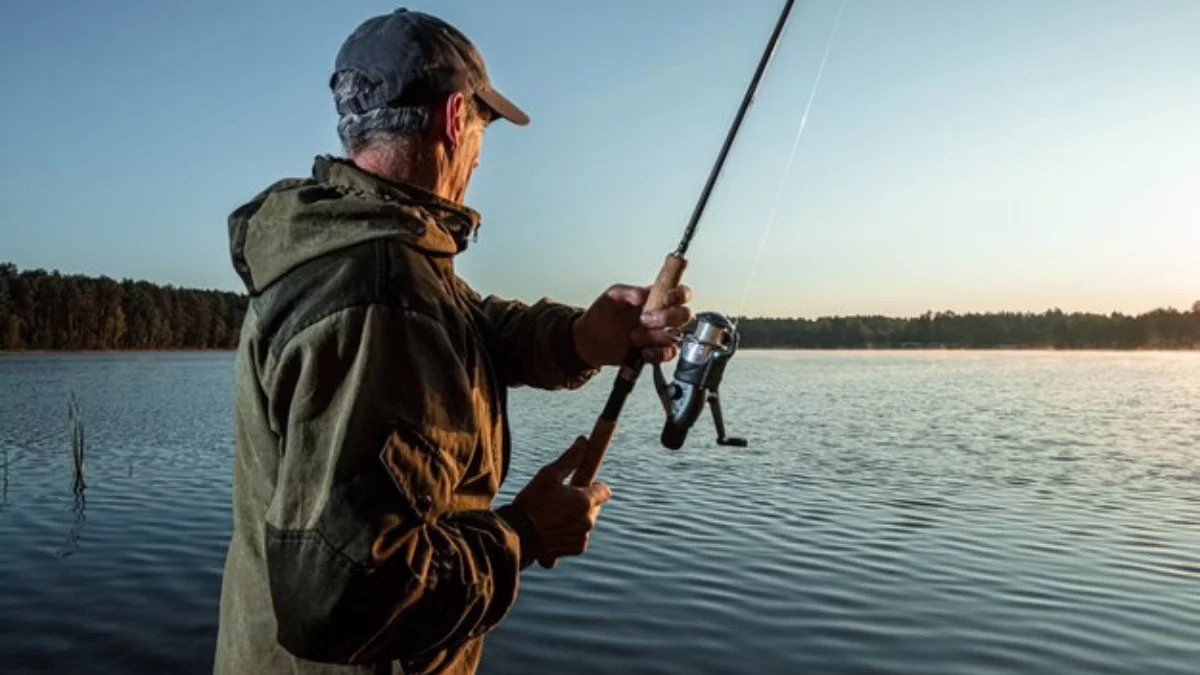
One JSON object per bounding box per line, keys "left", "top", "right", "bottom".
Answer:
{"left": 570, "top": 253, "right": 687, "bottom": 488}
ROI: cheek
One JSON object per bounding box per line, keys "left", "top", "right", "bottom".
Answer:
{"left": 468, "top": 140, "right": 483, "bottom": 170}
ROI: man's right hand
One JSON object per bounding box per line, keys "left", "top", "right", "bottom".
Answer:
{"left": 511, "top": 436, "right": 612, "bottom": 569}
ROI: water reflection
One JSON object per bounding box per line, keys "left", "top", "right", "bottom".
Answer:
{"left": 57, "top": 487, "right": 87, "bottom": 559}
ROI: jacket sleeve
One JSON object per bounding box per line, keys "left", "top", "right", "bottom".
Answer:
{"left": 258, "top": 301, "right": 535, "bottom": 666}
{"left": 455, "top": 278, "right": 600, "bottom": 391}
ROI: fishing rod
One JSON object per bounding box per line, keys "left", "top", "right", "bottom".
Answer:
{"left": 570, "top": 0, "right": 797, "bottom": 489}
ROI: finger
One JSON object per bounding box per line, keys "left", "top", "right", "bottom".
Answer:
{"left": 642, "top": 345, "right": 679, "bottom": 365}
{"left": 588, "top": 503, "right": 605, "bottom": 521}
{"left": 545, "top": 537, "right": 589, "bottom": 558}
{"left": 629, "top": 327, "right": 677, "bottom": 348}
{"left": 536, "top": 436, "right": 588, "bottom": 484}
{"left": 641, "top": 305, "right": 694, "bottom": 330}
{"left": 603, "top": 284, "right": 649, "bottom": 308}
{"left": 544, "top": 520, "right": 597, "bottom": 539}
{"left": 586, "top": 481, "right": 612, "bottom": 506}
{"left": 662, "top": 285, "right": 693, "bottom": 307}
{"left": 642, "top": 346, "right": 664, "bottom": 364}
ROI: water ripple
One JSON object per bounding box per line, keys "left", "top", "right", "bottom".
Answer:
{"left": 1, "top": 351, "right": 1199, "bottom": 675}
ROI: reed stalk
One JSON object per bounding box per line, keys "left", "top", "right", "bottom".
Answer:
{"left": 68, "top": 392, "right": 85, "bottom": 493}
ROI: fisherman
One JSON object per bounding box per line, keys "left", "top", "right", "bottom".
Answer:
{"left": 213, "top": 8, "right": 692, "bottom": 675}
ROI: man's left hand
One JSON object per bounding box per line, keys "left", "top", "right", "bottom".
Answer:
{"left": 573, "top": 284, "right": 693, "bottom": 368}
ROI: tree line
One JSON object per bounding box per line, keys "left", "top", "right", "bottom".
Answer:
{"left": 1, "top": 262, "right": 1196, "bottom": 351}
{"left": 1, "top": 263, "right": 246, "bottom": 351}
{"left": 734, "top": 306, "right": 1200, "bottom": 350}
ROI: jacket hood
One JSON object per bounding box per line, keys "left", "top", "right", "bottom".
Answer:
{"left": 228, "top": 155, "right": 482, "bottom": 295}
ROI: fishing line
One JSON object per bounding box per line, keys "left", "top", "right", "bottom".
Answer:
{"left": 732, "top": 0, "right": 847, "bottom": 328}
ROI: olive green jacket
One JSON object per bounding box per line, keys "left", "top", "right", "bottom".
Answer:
{"left": 214, "top": 156, "right": 599, "bottom": 675}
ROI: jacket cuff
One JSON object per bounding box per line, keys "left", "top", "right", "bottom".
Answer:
{"left": 557, "top": 311, "right": 598, "bottom": 378}
{"left": 496, "top": 503, "right": 537, "bottom": 570}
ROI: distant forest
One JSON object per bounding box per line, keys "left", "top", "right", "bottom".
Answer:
{"left": 1, "top": 263, "right": 245, "bottom": 351}
{"left": 1, "top": 263, "right": 1197, "bottom": 351}
{"left": 734, "top": 308, "right": 1200, "bottom": 350}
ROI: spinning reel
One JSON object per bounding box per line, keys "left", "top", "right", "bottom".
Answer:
{"left": 652, "top": 311, "right": 747, "bottom": 449}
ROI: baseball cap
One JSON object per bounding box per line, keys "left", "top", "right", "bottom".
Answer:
{"left": 331, "top": 8, "right": 529, "bottom": 126}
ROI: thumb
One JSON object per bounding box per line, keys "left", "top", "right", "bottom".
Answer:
{"left": 604, "top": 284, "right": 650, "bottom": 308}
{"left": 538, "top": 436, "right": 589, "bottom": 484}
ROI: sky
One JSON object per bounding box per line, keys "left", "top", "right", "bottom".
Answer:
{"left": 0, "top": 0, "right": 1197, "bottom": 318}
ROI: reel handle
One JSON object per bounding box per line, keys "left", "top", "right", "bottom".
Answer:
{"left": 571, "top": 252, "right": 688, "bottom": 488}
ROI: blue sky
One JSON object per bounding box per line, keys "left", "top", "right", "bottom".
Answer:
{"left": 1, "top": 0, "right": 1196, "bottom": 317}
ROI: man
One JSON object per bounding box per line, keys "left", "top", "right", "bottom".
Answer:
{"left": 214, "top": 8, "right": 692, "bottom": 675}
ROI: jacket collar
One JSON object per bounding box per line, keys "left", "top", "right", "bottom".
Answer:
{"left": 313, "top": 155, "right": 482, "bottom": 254}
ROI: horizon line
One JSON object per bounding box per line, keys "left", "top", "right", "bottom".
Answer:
{"left": 2, "top": 260, "right": 1195, "bottom": 320}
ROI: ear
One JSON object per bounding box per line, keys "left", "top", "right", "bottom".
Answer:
{"left": 440, "top": 92, "right": 468, "bottom": 153}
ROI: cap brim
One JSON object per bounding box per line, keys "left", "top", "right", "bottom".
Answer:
{"left": 476, "top": 87, "right": 529, "bottom": 126}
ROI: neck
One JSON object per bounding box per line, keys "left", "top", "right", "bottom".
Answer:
{"left": 352, "top": 141, "right": 459, "bottom": 203}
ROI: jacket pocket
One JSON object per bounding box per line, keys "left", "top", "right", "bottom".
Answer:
{"left": 378, "top": 418, "right": 466, "bottom": 524}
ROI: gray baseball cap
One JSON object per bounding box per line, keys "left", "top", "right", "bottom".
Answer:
{"left": 331, "top": 8, "right": 529, "bottom": 126}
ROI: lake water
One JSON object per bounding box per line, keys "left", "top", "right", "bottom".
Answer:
{"left": 0, "top": 350, "right": 1197, "bottom": 674}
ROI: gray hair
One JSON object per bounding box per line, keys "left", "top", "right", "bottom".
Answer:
{"left": 332, "top": 70, "right": 431, "bottom": 155}
{"left": 332, "top": 70, "right": 490, "bottom": 156}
